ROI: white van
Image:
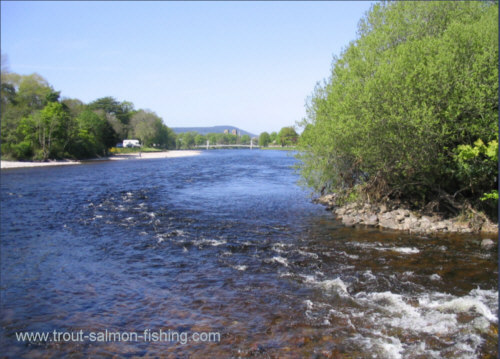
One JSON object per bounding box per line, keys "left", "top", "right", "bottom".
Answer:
{"left": 123, "top": 139, "right": 141, "bottom": 148}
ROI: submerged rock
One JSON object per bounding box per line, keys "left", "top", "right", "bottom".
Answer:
{"left": 364, "top": 214, "right": 379, "bottom": 226}
{"left": 481, "top": 238, "right": 495, "bottom": 250}
{"left": 379, "top": 212, "right": 399, "bottom": 230}
{"left": 342, "top": 214, "right": 359, "bottom": 227}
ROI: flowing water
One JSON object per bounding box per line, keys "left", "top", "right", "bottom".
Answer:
{"left": 0, "top": 150, "right": 497, "bottom": 358}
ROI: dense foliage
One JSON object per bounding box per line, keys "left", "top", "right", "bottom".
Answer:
{"left": 1, "top": 70, "right": 176, "bottom": 160}
{"left": 277, "top": 127, "right": 298, "bottom": 147}
{"left": 258, "top": 132, "right": 271, "bottom": 147}
{"left": 297, "top": 1, "right": 498, "bottom": 218}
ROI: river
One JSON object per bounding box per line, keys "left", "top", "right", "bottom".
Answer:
{"left": 0, "top": 150, "right": 497, "bottom": 358}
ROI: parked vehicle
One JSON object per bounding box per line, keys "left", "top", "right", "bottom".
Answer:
{"left": 123, "top": 139, "right": 141, "bottom": 148}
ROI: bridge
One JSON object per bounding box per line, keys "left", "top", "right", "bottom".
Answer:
{"left": 196, "top": 140, "right": 259, "bottom": 150}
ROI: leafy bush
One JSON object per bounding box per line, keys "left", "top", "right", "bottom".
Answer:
{"left": 297, "top": 2, "right": 498, "bottom": 218}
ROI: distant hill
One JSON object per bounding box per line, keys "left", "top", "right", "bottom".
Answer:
{"left": 171, "top": 126, "right": 257, "bottom": 138}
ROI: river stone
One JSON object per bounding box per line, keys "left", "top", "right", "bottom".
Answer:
{"left": 394, "top": 209, "right": 409, "bottom": 222}
{"left": 481, "top": 238, "right": 495, "bottom": 249}
{"left": 364, "top": 214, "right": 379, "bottom": 226}
{"left": 451, "top": 221, "right": 473, "bottom": 233}
{"left": 342, "top": 214, "right": 359, "bottom": 226}
{"left": 481, "top": 221, "right": 498, "bottom": 234}
{"left": 335, "top": 207, "right": 346, "bottom": 216}
{"left": 380, "top": 211, "right": 393, "bottom": 220}
{"left": 345, "top": 203, "right": 357, "bottom": 211}
{"left": 379, "top": 214, "right": 399, "bottom": 230}
{"left": 419, "top": 216, "right": 432, "bottom": 229}
{"left": 401, "top": 216, "right": 417, "bottom": 231}
{"left": 432, "top": 221, "right": 448, "bottom": 231}
{"left": 407, "top": 215, "right": 418, "bottom": 224}
{"left": 320, "top": 194, "right": 336, "bottom": 204}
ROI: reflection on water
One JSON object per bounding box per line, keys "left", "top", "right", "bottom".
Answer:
{"left": 1, "top": 150, "right": 497, "bottom": 358}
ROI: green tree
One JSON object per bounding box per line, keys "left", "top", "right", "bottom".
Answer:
{"left": 88, "top": 97, "right": 134, "bottom": 139}
{"left": 129, "top": 109, "right": 176, "bottom": 149}
{"left": 269, "top": 132, "right": 278, "bottom": 145}
{"left": 0, "top": 74, "right": 20, "bottom": 157}
{"left": 62, "top": 98, "right": 86, "bottom": 119}
{"left": 18, "top": 102, "right": 74, "bottom": 160}
{"left": 164, "top": 127, "right": 177, "bottom": 149}
{"left": 68, "top": 110, "right": 117, "bottom": 158}
{"left": 16, "top": 73, "right": 55, "bottom": 111}
{"left": 207, "top": 133, "right": 218, "bottom": 146}
{"left": 258, "top": 132, "right": 271, "bottom": 147}
{"left": 195, "top": 134, "right": 207, "bottom": 146}
{"left": 176, "top": 132, "right": 196, "bottom": 149}
{"left": 1, "top": 72, "right": 59, "bottom": 158}
{"left": 297, "top": 1, "right": 498, "bottom": 216}
{"left": 240, "top": 134, "right": 251, "bottom": 145}
{"left": 278, "top": 127, "right": 298, "bottom": 147}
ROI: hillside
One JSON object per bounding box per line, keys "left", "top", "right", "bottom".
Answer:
{"left": 171, "top": 126, "right": 257, "bottom": 138}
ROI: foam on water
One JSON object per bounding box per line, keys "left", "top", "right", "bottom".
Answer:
{"left": 389, "top": 247, "right": 420, "bottom": 254}
{"left": 232, "top": 265, "right": 248, "bottom": 271}
{"left": 301, "top": 274, "right": 349, "bottom": 296}
{"left": 349, "top": 242, "right": 420, "bottom": 254}
{"left": 363, "top": 270, "right": 377, "bottom": 281}
{"left": 351, "top": 333, "right": 404, "bottom": 359}
{"left": 296, "top": 249, "right": 319, "bottom": 259}
{"left": 348, "top": 288, "right": 498, "bottom": 356}
{"left": 430, "top": 273, "right": 441, "bottom": 281}
{"left": 270, "top": 256, "right": 289, "bottom": 267}
{"left": 272, "top": 243, "right": 288, "bottom": 254}
{"left": 374, "top": 246, "right": 420, "bottom": 254}
{"left": 193, "top": 238, "right": 227, "bottom": 247}
{"left": 299, "top": 271, "right": 497, "bottom": 357}
{"left": 156, "top": 230, "right": 189, "bottom": 243}
{"left": 421, "top": 289, "right": 498, "bottom": 323}
{"left": 338, "top": 250, "right": 360, "bottom": 259}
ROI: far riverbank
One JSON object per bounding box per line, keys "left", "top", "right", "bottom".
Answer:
{"left": 0, "top": 150, "right": 201, "bottom": 169}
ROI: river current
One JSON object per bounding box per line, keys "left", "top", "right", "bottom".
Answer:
{"left": 0, "top": 150, "right": 497, "bottom": 358}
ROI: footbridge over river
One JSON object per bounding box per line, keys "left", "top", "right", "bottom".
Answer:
{"left": 196, "top": 140, "right": 259, "bottom": 150}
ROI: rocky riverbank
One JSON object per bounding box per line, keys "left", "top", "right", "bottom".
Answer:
{"left": 316, "top": 194, "right": 498, "bottom": 235}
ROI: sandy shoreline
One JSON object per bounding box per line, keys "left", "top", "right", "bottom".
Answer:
{"left": 1, "top": 151, "right": 202, "bottom": 169}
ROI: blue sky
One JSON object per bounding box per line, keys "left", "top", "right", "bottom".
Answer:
{"left": 1, "top": 1, "right": 374, "bottom": 135}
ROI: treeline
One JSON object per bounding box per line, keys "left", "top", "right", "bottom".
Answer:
{"left": 175, "top": 132, "right": 251, "bottom": 149}
{"left": 1, "top": 69, "right": 176, "bottom": 160}
{"left": 297, "top": 2, "right": 498, "bottom": 219}
{"left": 0, "top": 67, "right": 301, "bottom": 157}
{"left": 258, "top": 127, "right": 298, "bottom": 147}
{"left": 174, "top": 127, "right": 299, "bottom": 149}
